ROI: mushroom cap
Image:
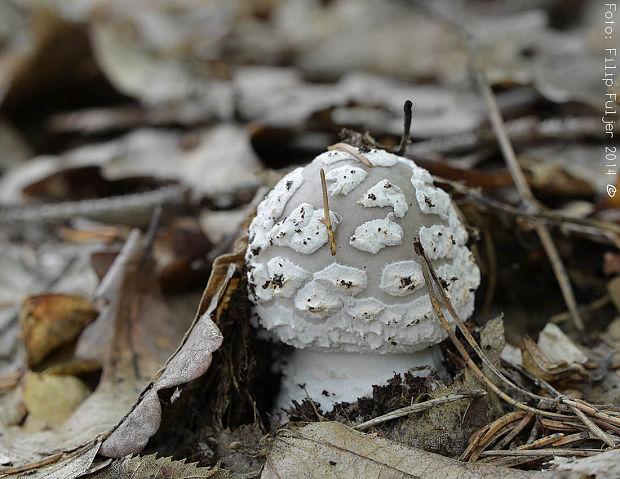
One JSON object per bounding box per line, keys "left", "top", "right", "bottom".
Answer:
{"left": 246, "top": 147, "right": 480, "bottom": 354}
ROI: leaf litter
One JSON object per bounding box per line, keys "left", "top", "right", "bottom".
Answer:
{"left": 0, "top": 0, "right": 619, "bottom": 478}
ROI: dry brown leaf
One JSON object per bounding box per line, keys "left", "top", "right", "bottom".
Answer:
{"left": 95, "top": 219, "right": 247, "bottom": 459}
{"left": 98, "top": 264, "right": 228, "bottom": 457}
{"left": 262, "top": 422, "right": 555, "bottom": 479}
{"left": 21, "top": 372, "right": 91, "bottom": 433}
{"left": 520, "top": 336, "right": 587, "bottom": 384}
{"left": 19, "top": 294, "right": 97, "bottom": 367}
{"left": 603, "top": 253, "right": 620, "bottom": 277}
{"left": 608, "top": 276, "right": 620, "bottom": 314}
{"left": 0, "top": 440, "right": 101, "bottom": 479}
{"left": 87, "top": 453, "right": 232, "bottom": 479}
{"left": 536, "top": 323, "right": 587, "bottom": 366}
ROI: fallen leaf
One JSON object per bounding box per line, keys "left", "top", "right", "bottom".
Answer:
{"left": 0, "top": 440, "right": 101, "bottom": 479}
{"left": 21, "top": 372, "right": 91, "bottom": 432}
{"left": 19, "top": 294, "right": 97, "bottom": 367}
{"left": 520, "top": 336, "right": 587, "bottom": 384}
{"left": 552, "top": 449, "right": 620, "bottom": 477}
{"left": 608, "top": 276, "right": 620, "bottom": 313}
{"left": 262, "top": 421, "right": 586, "bottom": 479}
{"left": 0, "top": 125, "right": 263, "bottom": 206}
{"left": 536, "top": 323, "right": 587, "bottom": 365}
{"left": 97, "top": 263, "right": 229, "bottom": 458}
{"left": 87, "top": 453, "right": 232, "bottom": 479}
{"left": 603, "top": 253, "right": 620, "bottom": 277}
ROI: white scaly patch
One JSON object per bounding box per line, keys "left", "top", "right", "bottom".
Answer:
{"left": 266, "top": 257, "right": 309, "bottom": 298}
{"left": 248, "top": 167, "right": 305, "bottom": 254}
{"left": 255, "top": 167, "right": 304, "bottom": 223}
{"left": 357, "top": 179, "right": 408, "bottom": 217}
{"left": 294, "top": 280, "right": 343, "bottom": 319}
{"left": 410, "top": 166, "right": 433, "bottom": 185}
{"left": 436, "top": 246, "right": 480, "bottom": 314}
{"left": 270, "top": 203, "right": 341, "bottom": 254}
{"left": 317, "top": 149, "right": 356, "bottom": 165}
{"left": 314, "top": 263, "right": 367, "bottom": 295}
{"left": 448, "top": 205, "right": 468, "bottom": 246}
{"left": 249, "top": 263, "right": 273, "bottom": 302}
{"left": 414, "top": 184, "right": 451, "bottom": 220}
{"left": 325, "top": 165, "right": 367, "bottom": 196}
{"left": 380, "top": 261, "right": 425, "bottom": 296}
{"left": 419, "top": 224, "right": 458, "bottom": 260}
{"left": 364, "top": 149, "right": 399, "bottom": 167}
{"left": 345, "top": 297, "right": 386, "bottom": 323}
{"left": 349, "top": 213, "right": 403, "bottom": 254}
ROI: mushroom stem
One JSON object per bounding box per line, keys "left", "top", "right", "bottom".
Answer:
{"left": 275, "top": 346, "right": 445, "bottom": 416}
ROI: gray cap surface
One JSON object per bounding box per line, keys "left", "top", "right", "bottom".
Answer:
{"left": 246, "top": 147, "right": 480, "bottom": 353}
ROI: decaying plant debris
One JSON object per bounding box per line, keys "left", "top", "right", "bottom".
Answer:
{"left": 0, "top": 0, "right": 619, "bottom": 478}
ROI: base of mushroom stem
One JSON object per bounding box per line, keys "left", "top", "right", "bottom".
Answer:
{"left": 274, "top": 346, "right": 446, "bottom": 418}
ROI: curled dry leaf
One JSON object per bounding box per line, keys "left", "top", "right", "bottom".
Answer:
{"left": 98, "top": 265, "right": 229, "bottom": 458}
{"left": 536, "top": 323, "right": 587, "bottom": 366}
{"left": 520, "top": 336, "right": 588, "bottom": 384}
{"left": 19, "top": 294, "right": 97, "bottom": 367}
{"left": 96, "top": 216, "right": 252, "bottom": 458}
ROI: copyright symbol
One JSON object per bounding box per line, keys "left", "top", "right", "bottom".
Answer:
{"left": 607, "top": 185, "right": 617, "bottom": 198}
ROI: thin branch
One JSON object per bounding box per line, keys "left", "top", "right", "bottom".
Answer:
{"left": 480, "top": 448, "right": 597, "bottom": 458}
{"left": 394, "top": 100, "right": 413, "bottom": 155}
{"left": 354, "top": 390, "right": 484, "bottom": 431}
{"left": 0, "top": 185, "right": 188, "bottom": 226}
{"left": 570, "top": 404, "right": 616, "bottom": 448}
{"left": 495, "top": 412, "right": 534, "bottom": 450}
{"left": 320, "top": 168, "right": 337, "bottom": 256}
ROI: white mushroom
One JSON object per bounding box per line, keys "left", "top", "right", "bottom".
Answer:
{"left": 246, "top": 146, "right": 480, "bottom": 413}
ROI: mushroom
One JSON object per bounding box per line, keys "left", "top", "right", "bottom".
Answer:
{"left": 246, "top": 146, "right": 480, "bottom": 413}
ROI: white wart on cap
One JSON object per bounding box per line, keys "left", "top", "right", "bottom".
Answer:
{"left": 246, "top": 147, "right": 480, "bottom": 354}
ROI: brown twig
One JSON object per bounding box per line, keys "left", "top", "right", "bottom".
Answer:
{"left": 506, "top": 361, "right": 620, "bottom": 442}
{"left": 394, "top": 100, "right": 413, "bottom": 155}
{"left": 479, "top": 448, "right": 596, "bottom": 458}
{"left": 467, "top": 193, "right": 620, "bottom": 238}
{"left": 419, "top": 237, "right": 620, "bottom": 447}
{"left": 327, "top": 142, "right": 373, "bottom": 167}
{"left": 569, "top": 404, "right": 616, "bottom": 448}
{"left": 320, "top": 168, "right": 336, "bottom": 256}
{"left": 466, "top": 412, "right": 526, "bottom": 462}
{"left": 495, "top": 412, "right": 534, "bottom": 450}
{"left": 354, "top": 390, "right": 484, "bottom": 431}
{"left": 518, "top": 433, "right": 565, "bottom": 450}
{"left": 459, "top": 424, "right": 490, "bottom": 461}
{"left": 550, "top": 294, "right": 611, "bottom": 324}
